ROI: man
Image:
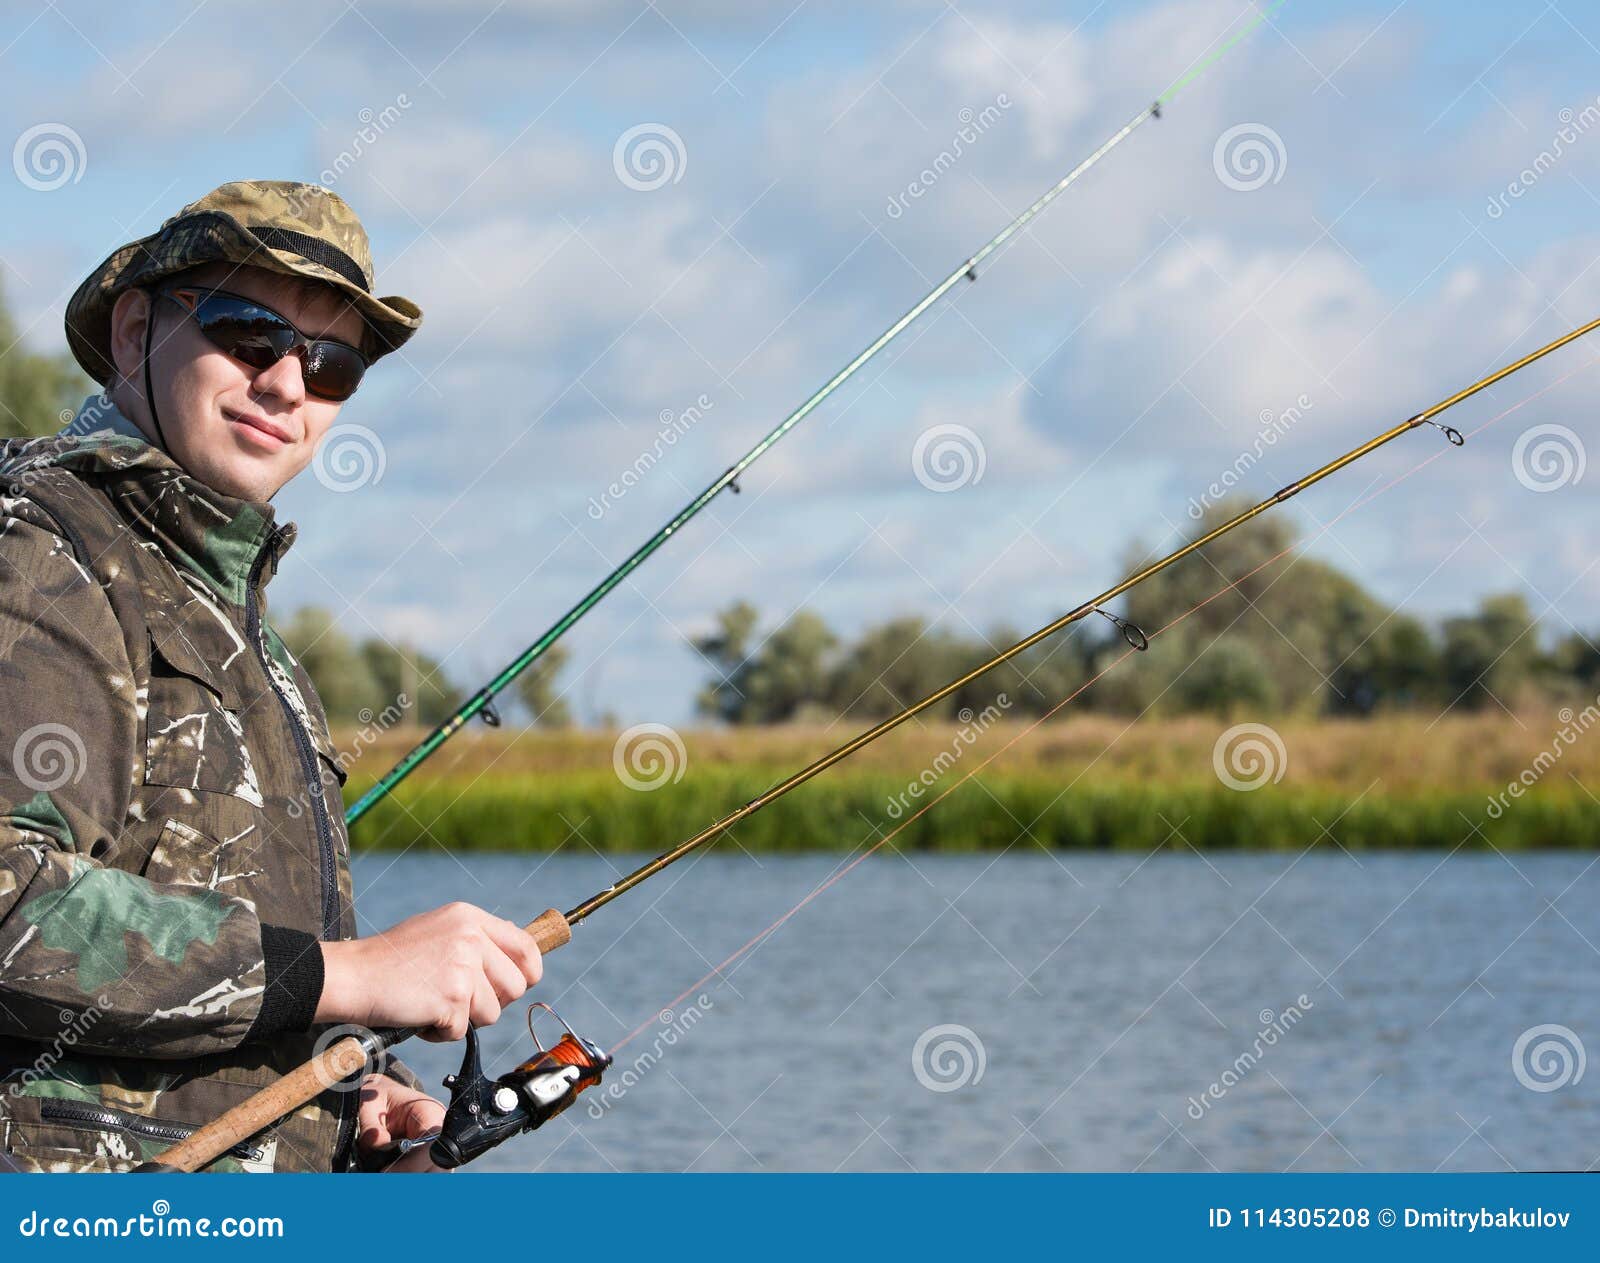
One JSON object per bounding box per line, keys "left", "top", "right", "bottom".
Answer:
{"left": 0, "top": 181, "right": 545, "bottom": 1172}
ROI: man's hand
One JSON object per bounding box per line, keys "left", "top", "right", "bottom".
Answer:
{"left": 357, "top": 1074, "right": 448, "bottom": 1173}
{"left": 316, "top": 902, "right": 544, "bottom": 1040}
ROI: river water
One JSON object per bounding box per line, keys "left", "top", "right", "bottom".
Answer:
{"left": 352, "top": 850, "right": 1599, "bottom": 1173}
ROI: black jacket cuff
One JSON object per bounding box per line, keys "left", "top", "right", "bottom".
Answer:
{"left": 247, "top": 924, "right": 325, "bottom": 1041}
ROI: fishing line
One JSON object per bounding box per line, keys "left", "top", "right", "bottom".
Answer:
{"left": 150, "top": 314, "right": 1600, "bottom": 1173}
{"left": 611, "top": 349, "right": 1600, "bottom": 1051}
{"left": 1159, "top": 0, "right": 1289, "bottom": 106}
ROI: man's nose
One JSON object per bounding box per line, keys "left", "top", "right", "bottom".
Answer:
{"left": 253, "top": 348, "right": 307, "bottom": 406}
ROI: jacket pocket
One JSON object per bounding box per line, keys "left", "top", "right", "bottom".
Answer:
{"left": 139, "top": 816, "right": 262, "bottom": 894}
{"left": 144, "top": 612, "right": 264, "bottom": 807}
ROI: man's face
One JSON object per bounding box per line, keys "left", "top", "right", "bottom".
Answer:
{"left": 110, "top": 261, "right": 367, "bottom": 501}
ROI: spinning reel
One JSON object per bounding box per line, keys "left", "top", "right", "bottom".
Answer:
{"left": 414, "top": 1003, "right": 611, "bottom": 1170}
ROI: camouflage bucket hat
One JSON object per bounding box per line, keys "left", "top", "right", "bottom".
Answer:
{"left": 65, "top": 179, "right": 422, "bottom": 385}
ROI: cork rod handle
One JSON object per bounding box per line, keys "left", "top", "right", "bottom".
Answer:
{"left": 146, "top": 908, "right": 572, "bottom": 1173}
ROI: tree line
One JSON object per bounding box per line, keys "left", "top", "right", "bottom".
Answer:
{"left": 693, "top": 509, "right": 1597, "bottom": 724}
{"left": 278, "top": 608, "right": 572, "bottom": 730}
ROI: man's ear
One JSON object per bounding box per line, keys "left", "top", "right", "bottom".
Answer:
{"left": 107, "top": 287, "right": 154, "bottom": 383}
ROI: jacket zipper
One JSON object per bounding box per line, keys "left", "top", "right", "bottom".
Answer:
{"left": 40, "top": 1100, "right": 266, "bottom": 1163}
{"left": 246, "top": 528, "right": 359, "bottom": 1164}
{"left": 246, "top": 529, "right": 340, "bottom": 941}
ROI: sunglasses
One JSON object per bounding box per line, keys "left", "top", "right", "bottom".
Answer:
{"left": 158, "top": 285, "right": 369, "bottom": 402}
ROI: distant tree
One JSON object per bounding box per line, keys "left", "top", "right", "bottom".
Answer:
{"left": 951, "top": 623, "right": 1088, "bottom": 718}
{"left": 826, "top": 616, "right": 969, "bottom": 720}
{"left": 1441, "top": 593, "right": 1542, "bottom": 712}
{"left": 1122, "top": 505, "right": 1299, "bottom": 643}
{"left": 279, "top": 607, "right": 382, "bottom": 723}
{"left": 1268, "top": 555, "right": 1397, "bottom": 713}
{"left": 693, "top": 603, "right": 837, "bottom": 724}
{"left": 1171, "top": 638, "right": 1280, "bottom": 715}
{"left": 737, "top": 611, "right": 837, "bottom": 723}
{"left": 1550, "top": 630, "right": 1600, "bottom": 697}
{"left": 1113, "top": 504, "right": 1455, "bottom": 716}
{"left": 0, "top": 281, "right": 89, "bottom": 439}
{"left": 514, "top": 642, "right": 573, "bottom": 728}
{"left": 279, "top": 606, "right": 464, "bottom": 728}
{"left": 359, "top": 637, "right": 463, "bottom": 728}
{"left": 693, "top": 601, "right": 761, "bottom": 722}
{"left": 1329, "top": 612, "right": 1441, "bottom": 713}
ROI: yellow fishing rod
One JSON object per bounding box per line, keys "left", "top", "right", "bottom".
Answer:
{"left": 146, "top": 308, "right": 1600, "bottom": 1174}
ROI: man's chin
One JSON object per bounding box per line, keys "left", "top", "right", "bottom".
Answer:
{"left": 187, "top": 450, "right": 289, "bottom": 502}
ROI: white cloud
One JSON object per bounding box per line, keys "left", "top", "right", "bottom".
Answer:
{"left": 12, "top": 0, "right": 1600, "bottom": 723}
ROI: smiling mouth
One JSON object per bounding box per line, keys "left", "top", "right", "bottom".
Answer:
{"left": 226, "top": 411, "right": 293, "bottom": 447}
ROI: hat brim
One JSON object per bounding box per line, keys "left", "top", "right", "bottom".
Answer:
{"left": 65, "top": 209, "right": 422, "bottom": 385}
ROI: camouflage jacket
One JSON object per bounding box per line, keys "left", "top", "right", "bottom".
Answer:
{"left": 0, "top": 399, "right": 385, "bottom": 1172}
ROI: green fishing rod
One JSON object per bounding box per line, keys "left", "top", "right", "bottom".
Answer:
{"left": 345, "top": 2, "right": 1282, "bottom": 825}
{"left": 157, "top": 305, "right": 1600, "bottom": 1175}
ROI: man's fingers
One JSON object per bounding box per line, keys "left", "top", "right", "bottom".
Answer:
{"left": 480, "top": 939, "right": 530, "bottom": 1008}
{"left": 330, "top": 901, "right": 550, "bottom": 1037}
{"left": 395, "top": 1094, "right": 445, "bottom": 1139}
{"left": 468, "top": 977, "right": 503, "bottom": 1030}
{"left": 483, "top": 916, "right": 544, "bottom": 986}
{"left": 358, "top": 1081, "right": 393, "bottom": 1149}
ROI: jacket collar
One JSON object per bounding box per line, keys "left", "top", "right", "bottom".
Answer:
{"left": 51, "top": 394, "right": 295, "bottom": 609}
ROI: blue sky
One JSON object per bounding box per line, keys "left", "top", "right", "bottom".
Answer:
{"left": 4, "top": 0, "right": 1600, "bottom": 724}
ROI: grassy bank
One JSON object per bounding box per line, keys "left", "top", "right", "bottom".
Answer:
{"left": 340, "top": 713, "right": 1600, "bottom": 852}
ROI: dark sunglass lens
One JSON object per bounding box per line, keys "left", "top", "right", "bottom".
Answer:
{"left": 302, "top": 341, "right": 366, "bottom": 401}
{"left": 183, "top": 292, "right": 365, "bottom": 400}
{"left": 194, "top": 299, "right": 297, "bottom": 368}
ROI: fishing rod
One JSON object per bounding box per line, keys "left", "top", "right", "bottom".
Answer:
{"left": 146, "top": 307, "right": 1600, "bottom": 1174}
{"left": 344, "top": 2, "right": 1285, "bottom": 825}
